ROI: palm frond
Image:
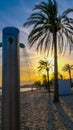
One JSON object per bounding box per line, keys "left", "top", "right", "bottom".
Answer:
{"left": 33, "top": 2, "right": 50, "bottom": 17}
{"left": 23, "top": 0, "right": 73, "bottom": 55}
{"left": 62, "top": 8, "right": 73, "bottom": 17}
{"left": 62, "top": 64, "right": 71, "bottom": 72}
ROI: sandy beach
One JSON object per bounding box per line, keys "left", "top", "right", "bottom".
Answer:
{"left": 0, "top": 87, "right": 73, "bottom": 130}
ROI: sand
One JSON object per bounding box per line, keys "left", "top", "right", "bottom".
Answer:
{"left": 0, "top": 87, "right": 73, "bottom": 130}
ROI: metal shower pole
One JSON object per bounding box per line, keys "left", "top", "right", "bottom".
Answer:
{"left": 2, "top": 27, "right": 20, "bottom": 130}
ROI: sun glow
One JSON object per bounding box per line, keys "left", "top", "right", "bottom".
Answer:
{"left": 20, "top": 47, "right": 73, "bottom": 85}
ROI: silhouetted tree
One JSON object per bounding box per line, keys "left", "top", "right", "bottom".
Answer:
{"left": 38, "top": 58, "right": 53, "bottom": 92}
{"left": 62, "top": 64, "right": 73, "bottom": 87}
{"left": 58, "top": 73, "right": 63, "bottom": 80}
{"left": 23, "top": 0, "right": 73, "bottom": 102}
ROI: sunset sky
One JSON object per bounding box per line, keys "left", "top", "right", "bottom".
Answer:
{"left": 0, "top": 0, "right": 73, "bottom": 85}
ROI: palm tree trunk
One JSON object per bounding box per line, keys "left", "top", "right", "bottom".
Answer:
{"left": 47, "top": 70, "right": 50, "bottom": 93}
{"left": 69, "top": 70, "right": 72, "bottom": 88}
{"left": 53, "top": 31, "right": 59, "bottom": 102}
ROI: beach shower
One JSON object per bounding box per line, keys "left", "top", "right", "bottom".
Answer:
{"left": 1, "top": 27, "right": 25, "bottom": 130}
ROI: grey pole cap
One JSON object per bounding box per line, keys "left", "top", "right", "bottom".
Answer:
{"left": 3, "top": 27, "right": 19, "bottom": 35}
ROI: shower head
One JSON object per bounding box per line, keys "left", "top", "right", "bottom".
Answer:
{"left": 20, "top": 43, "right": 25, "bottom": 48}
{"left": 0, "top": 42, "right": 25, "bottom": 48}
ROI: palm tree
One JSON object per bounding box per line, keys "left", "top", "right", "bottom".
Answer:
{"left": 23, "top": 0, "right": 73, "bottom": 102}
{"left": 58, "top": 73, "right": 63, "bottom": 80}
{"left": 62, "top": 64, "right": 73, "bottom": 87}
{"left": 42, "top": 74, "right": 47, "bottom": 89}
{"left": 38, "top": 58, "right": 53, "bottom": 92}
